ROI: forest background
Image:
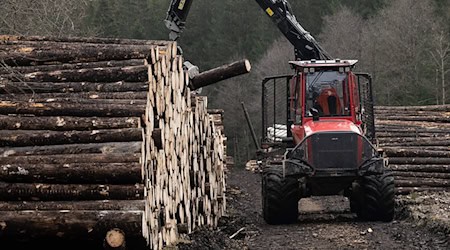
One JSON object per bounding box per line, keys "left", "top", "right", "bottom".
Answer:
{"left": 1, "top": 0, "right": 449, "bottom": 163}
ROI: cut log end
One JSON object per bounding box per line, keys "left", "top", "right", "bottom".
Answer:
{"left": 105, "top": 228, "right": 126, "bottom": 249}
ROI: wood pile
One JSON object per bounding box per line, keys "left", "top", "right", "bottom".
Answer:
{"left": 374, "top": 105, "right": 450, "bottom": 195}
{"left": 0, "top": 35, "right": 239, "bottom": 249}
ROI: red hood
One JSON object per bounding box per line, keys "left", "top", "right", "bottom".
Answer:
{"left": 303, "top": 119, "right": 362, "bottom": 137}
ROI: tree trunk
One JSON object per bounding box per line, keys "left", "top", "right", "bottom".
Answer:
{"left": 0, "top": 81, "right": 149, "bottom": 94}
{"left": 189, "top": 59, "right": 251, "bottom": 90}
{"left": 392, "top": 171, "right": 450, "bottom": 179}
{"left": 0, "top": 44, "right": 155, "bottom": 66}
{"left": 0, "top": 210, "right": 143, "bottom": 240}
{"left": 375, "top": 105, "right": 450, "bottom": 112}
{"left": 0, "top": 91, "right": 148, "bottom": 101}
{"left": 0, "top": 34, "right": 173, "bottom": 46}
{"left": 0, "top": 200, "right": 145, "bottom": 211}
{"left": 0, "top": 101, "right": 145, "bottom": 117}
{"left": 395, "top": 187, "right": 448, "bottom": 195}
{"left": 0, "top": 182, "right": 144, "bottom": 201}
{"left": 0, "top": 142, "right": 142, "bottom": 157}
{"left": 387, "top": 164, "right": 450, "bottom": 173}
{"left": 387, "top": 157, "right": 450, "bottom": 165}
{"left": 0, "top": 153, "right": 141, "bottom": 164}
{"left": 0, "top": 59, "right": 146, "bottom": 75}
{"left": 383, "top": 148, "right": 450, "bottom": 157}
{"left": 5, "top": 66, "right": 150, "bottom": 83}
{"left": 0, "top": 128, "right": 143, "bottom": 147}
{"left": 0, "top": 163, "right": 142, "bottom": 184}
{"left": 394, "top": 177, "right": 450, "bottom": 187}
{"left": 0, "top": 115, "right": 140, "bottom": 130}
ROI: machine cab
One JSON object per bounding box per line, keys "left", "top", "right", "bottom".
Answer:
{"left": 289, "top": 59, "right": 362, "bottom": 143}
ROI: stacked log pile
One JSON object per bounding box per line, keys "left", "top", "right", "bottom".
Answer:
{"left": 0, "top": 35, "right": 235, "bottom": 249}
{"left": 374, "top": 105, "right": 450, "bottom": 195}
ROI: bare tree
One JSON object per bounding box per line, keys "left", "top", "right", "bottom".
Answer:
{"left": 318, "top": 6, "right": 365, "bottom": 61}
{"left": 0, "top": 0, "right": 95, "bottom": 36}
{"left": 430, "top": 29, "right": 450, "bottom": 104}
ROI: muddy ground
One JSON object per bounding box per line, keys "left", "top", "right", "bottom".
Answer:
{"left": 179, "top": 166, "right": 450, "bottom": 250}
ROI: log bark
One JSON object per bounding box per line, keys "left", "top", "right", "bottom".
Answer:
{"left": 0, "top": 200, "right": 145, "bottom": 211}
{"left": 383, "top": 148, "right": 450, "bottom": 157}
{"left": 0, "top": 43, "right": 155, "bottom": 66}
{"left": 388, "top": 165, "right": 450, "bottom": 173}
{"left": 0, "top": 128, "right": 143, "bottom": 147}
{"left": 394, "top": 178, "right": 450, "bottom": 187}
{"left": 0, "top": 115, "right": 140, "bottom": 130}
{"left": 0, "top": 34, "right": 173, "bottom": 46}
{"left": 189, "top": 59, "right": 251, "bottom": 90}
{"left": 388, "top": 157, "right": 450, "bottom": 165}
{"left": 0, "top": 101, "right": 145, "bottom": 117}
{"left": 376, "top": 116, "right": 449, "bottom": 123}
{"left": 0, "top": 91, "right": 148, "bottom": 101}
{"left": 0, "top": 81, "right": 149, "bottom": 94}
{"left": 392, "top": 171, "right": 450, "bottom": 179}
{"left": 0, "top": 210, "right": 143, "bottom": 240}
{"left": 395, "top": 187, "right": 448, "bottom": 195}
{"left": 0, "top": 142, "right": 142, "bottom": 157}
{"left": 0, "top": 59, "right": 146, "bottom": 75}
{"left": 0, "top": 163, "right": 142, "bottom": 184}
{"left": 0, "top": 182, "right": 144, "bottom": 201}
{"left": 0, "top": 153, "right": 141, "bottom": 164}
{"left": 375, "top": 105, "right": 450, "bottom": 112}
{"left": 5, "top": 65, "right": 150, "bottom": 83}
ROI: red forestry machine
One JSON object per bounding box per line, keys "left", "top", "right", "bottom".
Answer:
{"left": 166, "top": 0, "right": 395, "bottom": 224}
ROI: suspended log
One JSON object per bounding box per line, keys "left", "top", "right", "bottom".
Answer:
{"left": 0, "top": 210, "right": 143, "bottom": 240}
{"left": 387, "top": 165, "right": 450, "bottom": 173}
{"left": 5, "top": 66, "right": 149, "bottom": 83}
{"left": 0, "top": 142, "right": 142, "bottom": 157}
{"left": 0, "top": 153, "right": 141, "bottom": 164}
{"left": 0, "top": 200, "right": 145, "bottom": 211}
{"left": 0, "top": 101, "right": 145, "bottom": 117}
{"left": 383, "top": 148, "right": 450, "bottom": 157}
{"left": 392, "top": 171, "right": 450, "bottom": 179}
{"left": 388, "top": 157, "right": 450, "bottom": 165}
{"left": 0, "top": 59, "right": 146, "bottom": 75}
{"left": 0, "top": 128, "right": 143, "bottom": 147}
{"left": 189, "top": 59, "right": 251, "bottom": 90}
{"left": 394, "top": 177, "right": 450, "bottom": 187}
{"left": 0, "top": 81, "right": 149, "bottom": 94}
{"left": 0, "top": 115, "right": 140, "bottom": 131}
{"left": 0, "top": 163, "right": 142, "bottom": 184}
{"left": 0, "top": 182, "right": 144, "bottom": 201}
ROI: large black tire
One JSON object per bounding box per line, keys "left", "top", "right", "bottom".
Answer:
{"left": 356, "top": 172, "right": 395, "bottom": 222}
{"left": 262, "top": 166, "right": 300, "bottom": 225}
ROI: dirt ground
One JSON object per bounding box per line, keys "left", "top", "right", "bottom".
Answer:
{"left": 179, "top": 166, "right": 450, "bottom": 250}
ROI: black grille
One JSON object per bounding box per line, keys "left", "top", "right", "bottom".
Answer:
{"left": 310, "top": 132, "right": 358, "bottom": 170}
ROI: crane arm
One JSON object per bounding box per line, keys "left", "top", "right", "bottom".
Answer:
{"left": 164, "top": 0, "right": 194, "bottom": 41}
{"left": 254, "top": 0, "right": 331, "bottom": 60}
{"left": 164, "top": 0, "right": 331, "bottom": 60}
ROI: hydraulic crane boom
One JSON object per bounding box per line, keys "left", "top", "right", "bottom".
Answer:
{"left": 165, "top": 0, "right": 331, "bottom": 60}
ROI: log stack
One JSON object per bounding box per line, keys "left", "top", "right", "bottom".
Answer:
{"left": 374, "top": 105, "right": 450, "bottom": 195}
{"left": 0, "top": 35, "right": 232, "bottom": 249}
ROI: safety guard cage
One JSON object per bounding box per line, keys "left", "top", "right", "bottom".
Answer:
{"left": 261, "top": 74, "right": 293, "bottom": 144}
